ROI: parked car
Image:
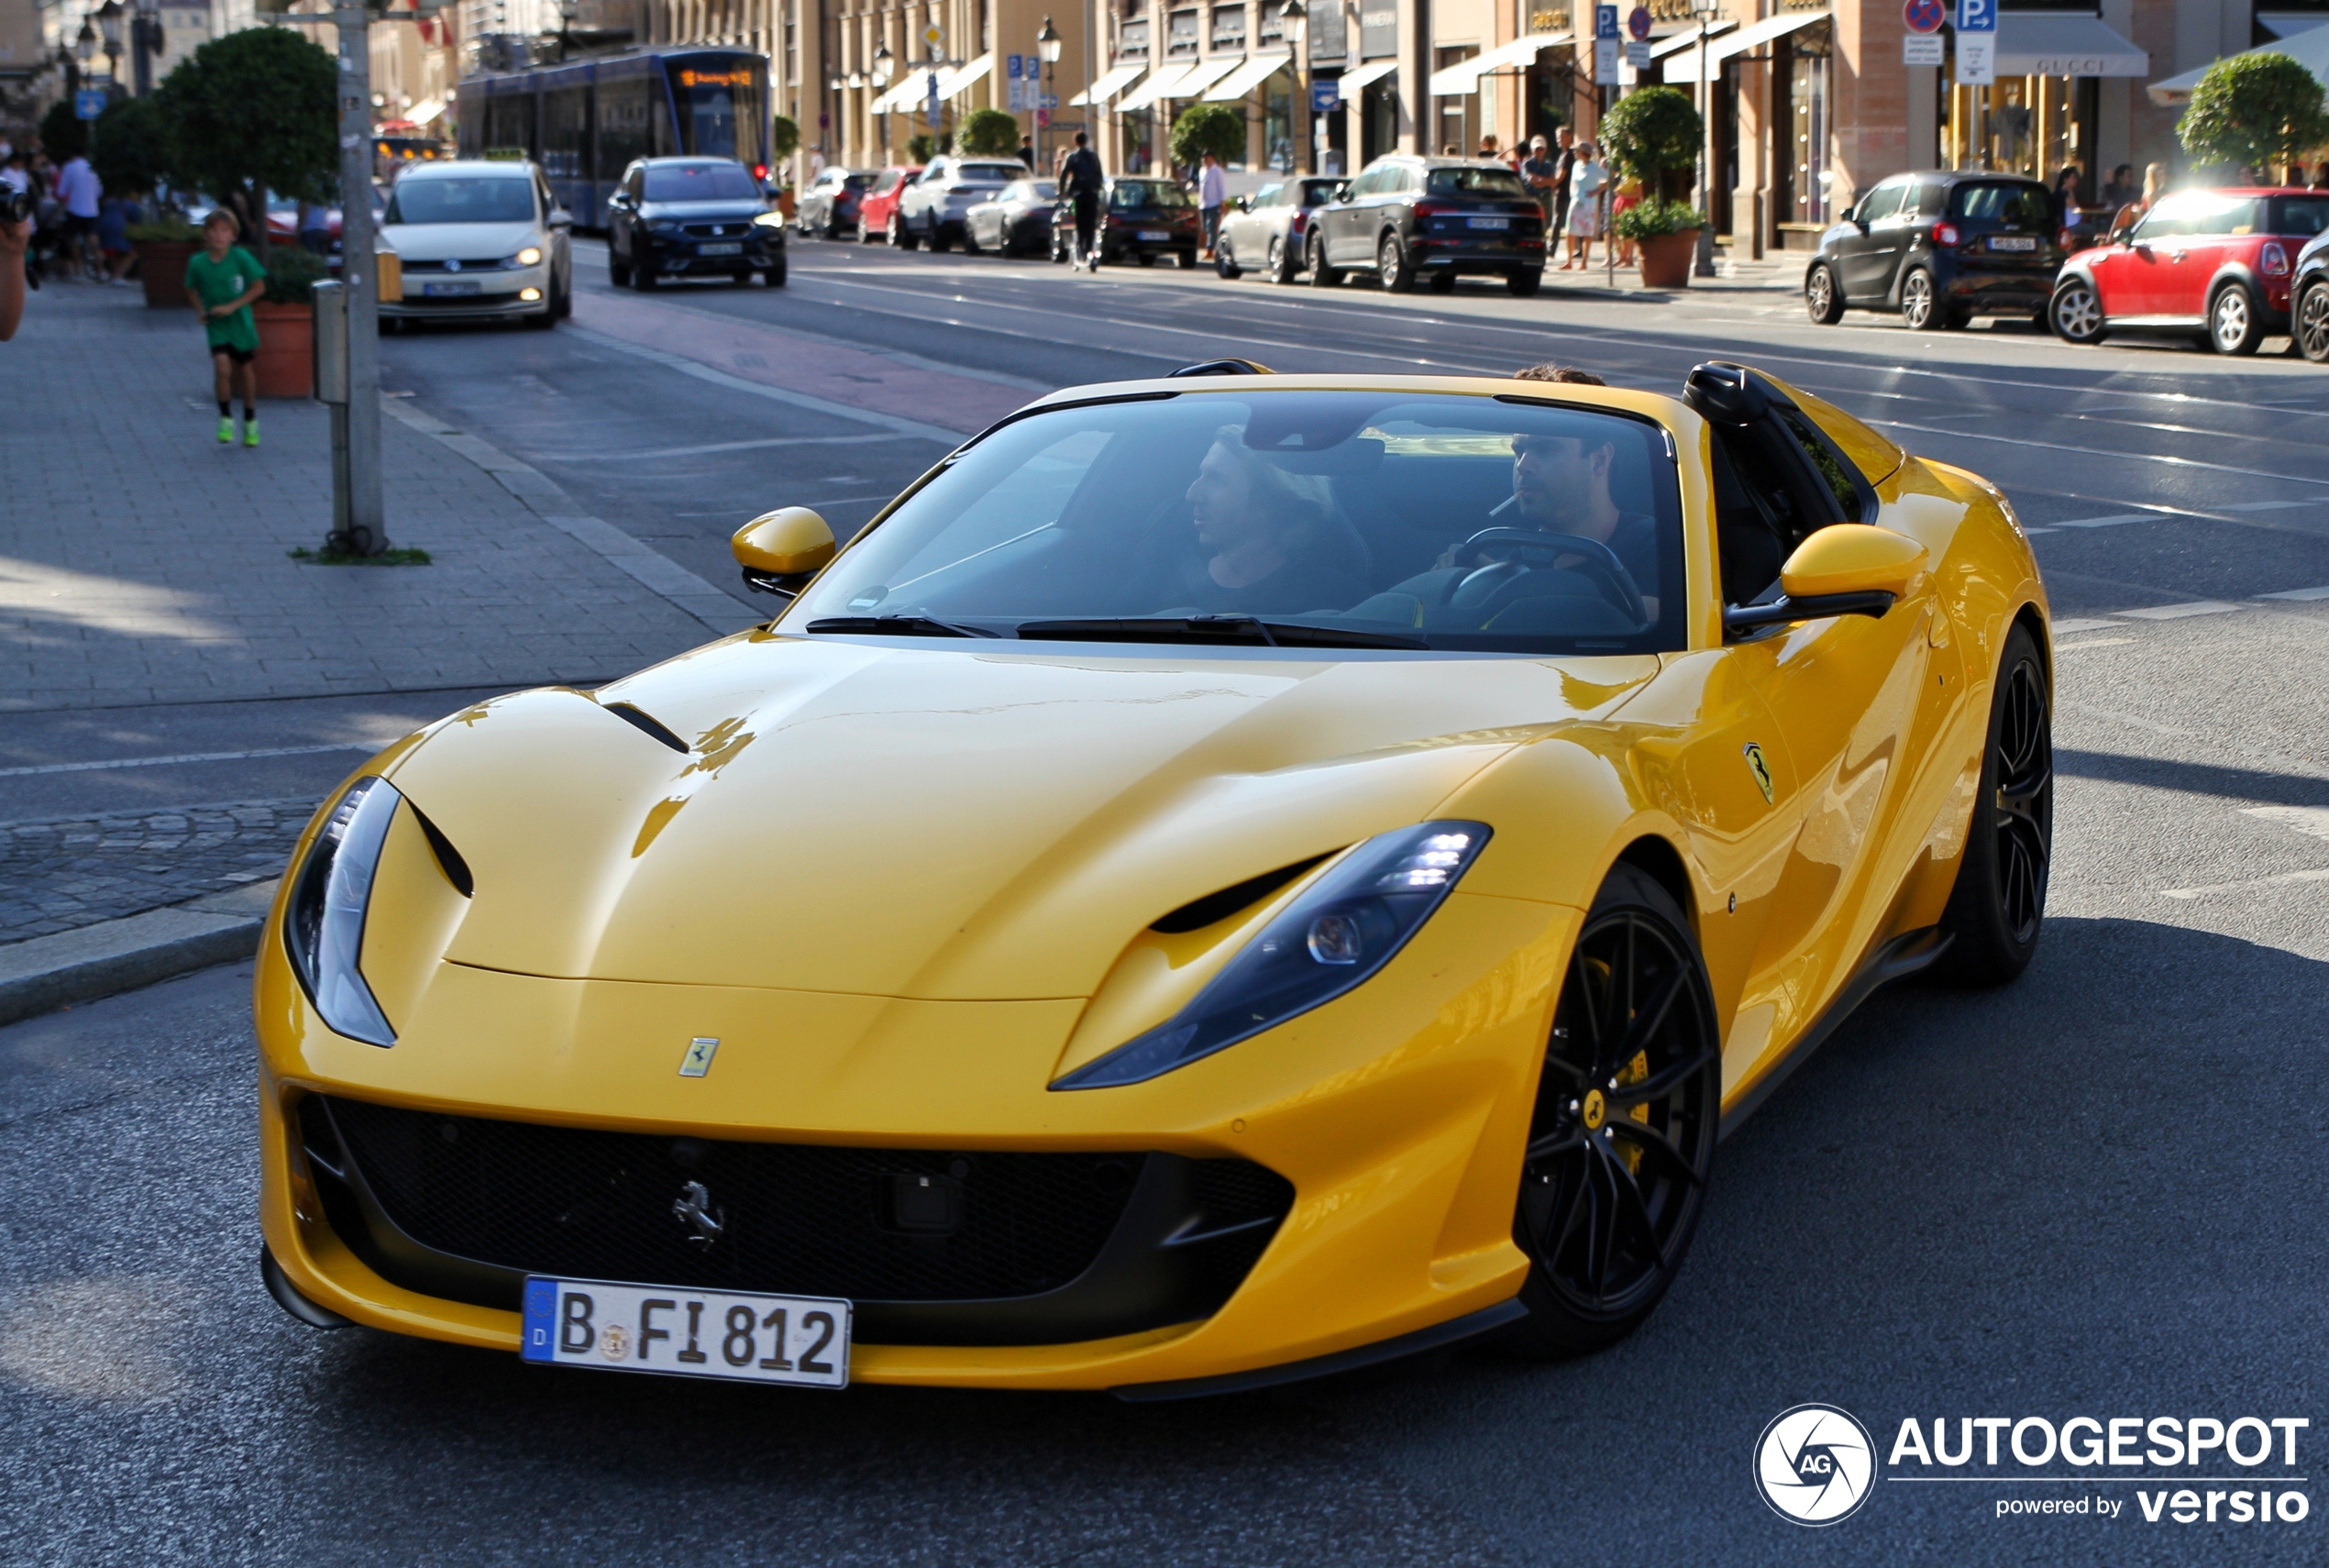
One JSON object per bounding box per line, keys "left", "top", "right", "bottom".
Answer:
{"left": 855, "top": 165, "right": 924, "bottom": 244}
{"left": 796, "top": 166, "right": 876, "bottom": 238}
{"left": 2051, "top": 186, "right": 2329, "bottom": 355}
{"left": 381, "top": 158, "right": 573, "bottom": 329}
{"left": 894, "top": 156, "right": 1029, "bottom": 250}
{"left": 964, "top": 178, "right": 1058, "bottom": 256}
{"left": 1214, "top": 176, "right": 1341, "bottom": 284}
{"left": 1306, "top": 156, "right": 1547, "bottom": 295}
{"left": 2289, "top": 225, "right": 2329, "bottom": 363}
{"left": 1052, "top": 177, "right": 1202, "bottom": 267}
{"left": 1805, "top": 171, "right": 2060, "bottom": 330}
{"left": 605, "top": 156, "right": 785, "bottom": 289}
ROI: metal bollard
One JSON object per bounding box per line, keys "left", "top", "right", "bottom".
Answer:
{"left": 313, "top": 280, "right": 353, "bottom": 540}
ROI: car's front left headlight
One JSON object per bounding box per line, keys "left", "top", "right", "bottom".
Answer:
{"left": 512, "top": 245, "right": 543, "bottom": 267}
{"left": 284, "top": 776, "right": 401, "bottom": 1046}
{"left": 1054, "top": 821, "right": 1491, "bottom": 1090}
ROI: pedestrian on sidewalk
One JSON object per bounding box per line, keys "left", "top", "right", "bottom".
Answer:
{"left": 54, "top": 147, "right": 101, "bottom": 281}
{"left": 183, "top": 209, "right": 266, "bottom": 447}
{"left": 1549, "top": 127, "right": 1578, "bottom": 259}
{"left": 1565, "top": 141, "right": 1607, "bottom": 271}
{"left": 97, "top": 189, "right": 143, "bottom": 284}
{"left": 1059, "top": 130, "right": 1104, "bottom": 271}
{"left": 1198, "top": 151, "right": 1226, "bottom": 259}
{"left": 1519, "top": 135, "right": 1557, "bottom": 239}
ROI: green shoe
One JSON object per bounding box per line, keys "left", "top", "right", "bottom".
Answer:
{"left": 216, "top": 416, "right": 233, "bottom": 443}
{"left": 242, "top": 419, "right": 259, "bottom": 448}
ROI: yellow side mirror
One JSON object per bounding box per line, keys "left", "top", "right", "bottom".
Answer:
{"left": 732, "top": 508, "right": 836, "bottom": 596}
{"left": 1778, "top": 524, "right": 1927, "bottom": 601}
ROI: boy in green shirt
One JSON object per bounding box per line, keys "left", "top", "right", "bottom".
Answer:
{"left": 183, "top": 209, "right": 267, "bottom": 447}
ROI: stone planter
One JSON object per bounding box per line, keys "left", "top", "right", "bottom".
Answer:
{"left": 251, "top": 300, "right": 315, "bottom": 399}
{"left": 1638, "top": 229, "right": 1699, "bottom": 290}
{"left": 134, "top": 239, "right": 199, "bottom": 308}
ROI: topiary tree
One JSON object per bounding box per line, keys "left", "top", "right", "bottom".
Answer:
{"left": 907, "top": 130, "right": 953, "bottom": 162}
{"left": 2179, "top": 51, "right": 2329, "bottom": 182}
{"left": 1599, "top": 84, "right": 1703, "bottom": 203}
{"left": 1169, "top": 102, "right": 1243, "bottom": 174}
{"left": 957, "top": 106, "right": 1021, "bottom": 158}
{"left": 768, "top": 113, "right": 800, "bottom": 164}
{"left": 156, "top": 26, "right": 337, "bottom": 260}
{"left": 91, "top": 94, "right": 176, "bottom": 196}
{"left": 39, "top": 99, "right": 88, "bottom": 162}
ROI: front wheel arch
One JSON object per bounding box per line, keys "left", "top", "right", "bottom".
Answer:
{"left": 1615, "top": 834, "right": 1700, "bottom": 937}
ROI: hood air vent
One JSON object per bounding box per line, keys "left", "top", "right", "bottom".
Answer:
{"left": 1151, "top": 855, "right": 1331, "bottom": 934}
{"left": 602, "top": 701, "right": 690, "bottom": 754}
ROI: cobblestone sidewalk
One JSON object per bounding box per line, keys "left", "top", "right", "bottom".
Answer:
{"left": 0, "top": 799, "right": 308, "bottom": 943}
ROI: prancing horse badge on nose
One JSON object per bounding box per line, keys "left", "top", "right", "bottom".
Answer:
{"left": 1742, "top": 743, "right": 1774, "bottom": 804}
{"left": 679, "top": 1037, "right": 720, "bottom": 1077}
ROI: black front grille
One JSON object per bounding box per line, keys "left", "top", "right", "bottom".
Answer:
{"left": 301, "top": 1096, "right": 1295, "bottom": 1345}
{"left": 681, "top": 221, "right": 747, "bottom": 237}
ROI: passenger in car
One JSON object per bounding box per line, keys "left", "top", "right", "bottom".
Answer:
{"left": 1180, "top": 428, "right": 1374, "bottom": 613}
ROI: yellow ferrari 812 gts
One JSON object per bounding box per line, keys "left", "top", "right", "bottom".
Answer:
{"left": 257, "top": 362, "right": 2052, "bottom": 1397}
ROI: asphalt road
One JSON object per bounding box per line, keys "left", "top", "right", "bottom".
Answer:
{"left": 6, "top": 237, "right": 2328, "bottom": 1564}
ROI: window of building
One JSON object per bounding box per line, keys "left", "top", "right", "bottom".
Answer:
{"left": 1211, "top": 3, "right": 1246, "bottom": 50}
{"left": 1120, "top": 17, "right": 1151, "bottom": 58}
{"left": 1167, "top": 8, "right": 1200, "bottom": 56}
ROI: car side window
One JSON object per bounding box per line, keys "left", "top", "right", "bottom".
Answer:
{"left": 874, "top": 171, "right": 899, "bottom": 194}
{"left": 1856, "top": 182, "right": 1904, "bottom": 223}
{"left": 623, "top": 167, "right": 645, "bottom": 199}
{"left": 1778, "top": 411, "right": 1873, "bottom": 525}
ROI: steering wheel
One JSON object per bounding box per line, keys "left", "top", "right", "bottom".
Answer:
{"left": 1449, "top": 526, "right": 1650, "bottom": 627}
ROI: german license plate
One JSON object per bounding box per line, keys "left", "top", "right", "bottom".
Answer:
{"left": 422, "top": 280, "right": 480, "bottom": 296}
{"left": 698, "top": 241, "right": 745, "bottom": 255}
{"left": 521, "top": 1275, "right": 851, "bottom": 1389}
{"left": 1468, "top": 216, "right": 1511, "bottom": 229}
{"left": 1139, "top": 229, "right": 1170, "bottom": 241}
{"left": 1990, "top": 235, "right": 2036, "bottom": 251}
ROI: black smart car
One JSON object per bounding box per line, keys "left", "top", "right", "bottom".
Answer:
{"left": 607, "top": 156, "right": 787, "bottom": 289}
{"left": 1306, "top": 156, "right": 1549, "bottom": 295}
{"left": 1805, "top": 171, "right": 2060, "bottom": 330}
{"left": 1053, "top": 177, "right": 1203, "bottom": 267}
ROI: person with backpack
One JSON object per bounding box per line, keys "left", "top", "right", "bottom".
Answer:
{"left": 1058, "top": 130, "right": 1105, "bottom": 272}
{"left": 183, "top": 209, "right": 266, "bottom": 447}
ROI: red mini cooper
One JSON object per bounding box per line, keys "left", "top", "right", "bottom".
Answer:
{"left": 2050, "top": 185, "right": 2329, "bottom": 354}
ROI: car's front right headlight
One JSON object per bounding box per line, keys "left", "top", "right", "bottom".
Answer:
{"left": 512, "top": 245, "right": 543, "bottom": 267}
{"left": 284, "top": 776, "right": 400, "bottom": 1046}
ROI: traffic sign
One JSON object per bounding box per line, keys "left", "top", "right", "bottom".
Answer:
{"left": 74, "top": 88, "right": 105, "bottom": 120}
{"left": 1594, "top": 3, "right": 1619, "bottom": 84}
{"left": 1595, "top": 3, "right": 1619, "bottom": 39}
{"left": 1903, "top": 33, "right": 1943, "bottom": 65}
{"left": 1311, "top": 79, "right": 1341, "bottom": 113}
{"left": 1955, "top": 0, "right": 1993, "bottom": 30}
{"left": 1903, "top": 0, "right": 1943, "bottom": 35}
{"left": 1625, "top": 39, "right": 1651, "bottom": 68}
{"left": 922, "top": 22, "right": 944, "bottom": 59}
{"left": 1627, "top": 5, "right": 1651, "bottom": 41}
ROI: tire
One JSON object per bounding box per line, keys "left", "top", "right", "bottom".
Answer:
{"left": 2299, "top": 280, "right": 2329, "bottom": 364}
{"left": 1428, "top": 270, "right": 1456, "bottom": 293}
{"left": 1268, "top": 234, "right": 1296, "bottom": 284}
{"left": 632, "top": 259, "right": 658, "bottom": 291}
{"left": 2049, "top": 278, "right": 2106, "bottom": 345}
{"left": 962, "top": 223, "right": 983, "bottom": 254}
{"left": 1900, "top": 268, "right": 1944, "bottom": 330}
{"left": 889, "top": 212, "right": 916, "bottom": 250}
{"left": 764, "top": 259, "right": 787, "bottom": 287}
{"left": 609, "top": 253, "right": 632, "bottom": 287}
{"left": 1937, "top": 621, "right": 2053, "bottom": 986}
{"left": 1216, "top": 235, "right": 1242, "bottom": 280}
{"left": 553, "top": 273, "right": 572, "bottom": 318}
{"left": 1507, "top": 269, "right": 1542, "bottom": 297}
{"left": 1177, "top": 248, "right": 1198, "bottom": 270}
{"left": 1308, "top": 235, "right": 1341, "bottom": 287}
{"left": 857, "top": 217, "right": 876, "bottom": 244}
{"left": 1499, "top": 862, "right": 1719, "bottom": 1359}
{"left": 2209, "top": 282, "right": 2264, "bottom": 356}
{"left": 931, "top": 224, "right": 953, "bottom": 254}
{"left": 1377, "top": 232, "right": 1414, "bottom": 292}
{"left": 1805, "top": 261, "right": 1845, "bottom": 325}
{"left": 730, "top": 267, "right": 754, "bottom": 285}
{"left": 1136, "top": 250, "right": 1155, "bottom": 267}
{"left": 523, "top": 302, "right": 557, "bottom": 329}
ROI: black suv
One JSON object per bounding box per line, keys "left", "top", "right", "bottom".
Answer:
{"left": 607, "top": 157, "right": 787, "bottom": 289}
{"left": 1307, "top": 156, "right": 1548, "bottom": 295}
{"left": 1805, "top": 171, "right": 2060, "bottom": 330}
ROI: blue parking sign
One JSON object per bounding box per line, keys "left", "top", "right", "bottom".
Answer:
{"left": 74, "top": 88, "right": 105, "bottom": 120}
{"left": 1595, "top": 3, "right": 1618, "bottom": 39}
{"left": 1955, "top": 0, "right": 1994, "bottom": 31}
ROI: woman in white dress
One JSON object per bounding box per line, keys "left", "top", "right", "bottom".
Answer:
{"left": 1564, "top": 141, "right": 1608, "bottom": 271}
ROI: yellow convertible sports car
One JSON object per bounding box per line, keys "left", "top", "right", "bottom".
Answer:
{"left": 256, "top": 361, "right": 2052, "bottom": 1397}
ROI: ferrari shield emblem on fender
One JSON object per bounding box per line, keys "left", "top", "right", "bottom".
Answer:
{"left": 679, "top": 1036, "right": 720, "bottom": 1077}
{"left": 1742, "top": 744, "right": 1775, "bottom": 805}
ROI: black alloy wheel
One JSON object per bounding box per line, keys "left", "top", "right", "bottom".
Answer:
{"left": 1939, "top": 622, "right": 2053, "bottom": 984}
{"left": 2298, "top": 280, "right": 2329, "bottom": 363}
{"left": 1805, "top": 262, "right": 1845, "bottom": 324}
{"left": 764, "top": 259, "right": 787, "bottom": 286}
{"left": 2210, "top": 282, "right": 2264, "bottom": 356}
{"left": 1308, "top": 234, "right": 1341, "bottom": 286}
{"left": 1502, "top": 863, "right": 1719, "bottom": 1358}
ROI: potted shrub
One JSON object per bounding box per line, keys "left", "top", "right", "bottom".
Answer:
{"left": 2177, "top": 51, "right": 2329, "bottom": 183}
{"left": 1599, "top": 85, "right": 1706, "bottom": 288}
{"left": 253, "top": 247, "right": 328, "bottom": 398}
{"left": 125, "top": 217, "right": 204, "bottom": 308}
{"left": 1614, "top": 197, "right": 1710, "bottom": 289}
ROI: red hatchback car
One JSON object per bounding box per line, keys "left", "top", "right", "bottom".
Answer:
{"left": 854, "top": 164, "right": 925, "bottom": 244}
{"left": 2050, "top": 185, "right": 2329, "bottom": 354}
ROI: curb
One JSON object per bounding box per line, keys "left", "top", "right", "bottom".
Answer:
{"left": 0, "top": 880, "right": 278, "bottom": 1027}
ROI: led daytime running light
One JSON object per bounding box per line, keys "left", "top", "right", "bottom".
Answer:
{"left": 284, "top": 776, "right": 401, "bottom": 1046}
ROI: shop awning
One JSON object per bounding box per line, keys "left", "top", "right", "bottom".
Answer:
{"left": 1335, "top": 58, "right": 1399, "bottom": 94}
{"left": 2150, "top": 19, "right": 2329, "bottom": 104}
{"left": 1117, "top": 62, "right": 1194, "bottom": 110}
{"left": 1994, "top": 14, "right": 2146, "bottom": 78}
{"left": 1070, "top": 62, "right": 1145, "bottom": 106}
{"left": 404, "top": 96, "right": 446, "bottom": 126}
{"left": 872, "top": 70, "right": 944, "bottom": 113}
{"left": 1205, "top": 51, "right": 1292, "bottom": 101}
{"left": 1166, "top": 55, "right": 1244, "bottom": 98}
{"left": 2258, "top": 13, "right": 2329, "bottom": 39}
{"left": 945, "top": 51, "right": 994, "bottom": 99}
{"left": 1428, "top": 32, "right": 1570, "bottom": 96}
{"left": 1661, "top": 8, "right": 1826, "bottom": 82}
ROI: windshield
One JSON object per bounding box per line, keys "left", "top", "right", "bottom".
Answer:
{"left": 2269, "top": 195, "right": 2329, "bottom": 237}
{"left": 1299, "top": 178, "right": 1341, "bottom": 206}
{"left": 1113, "top": 182, "right": 1194, "bottom": 209}
{"left": 1427, "top": 167, "right": 1529, "bottom": 200}
{"left": 1952, "top": 182, "right": 2051, "bottom": 226}
{"left": 385, "top": 176, "right": 535, "bottom": 225}
{"left": 644, "top": 161, "right": 761, "bottom": 201}
{"left": 782, "top": 391, "right": 1686, "bottom": 654}
{"left": 955, "top": 163, "right": 1024, "bottom": 184}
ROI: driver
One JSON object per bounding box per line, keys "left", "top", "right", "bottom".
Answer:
{"left": 1441, "top": 426, "right": 1660, "bottom": 620}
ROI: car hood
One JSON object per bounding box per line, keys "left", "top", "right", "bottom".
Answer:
{"left": 382, "top": 635, "right": 1653, "bottom": 999}
{"left": 382, "top": 220, "right": 538, "bottom": 259}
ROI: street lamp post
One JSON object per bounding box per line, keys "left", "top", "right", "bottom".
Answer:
{"left": 96, "top": 0, "right": 123, "bottom": 86}
{"left": 73, "top": 17, "right": 97, "bottom": 89}
{"left": 1036, "top": 17, "right": 1061, "bottom": 171}
{"left": 556, "top": 0, "right": 577, "bottom": 61}
{"left": 1279, "top": 0, "right": 1307, "bottom": 174}
{"left": 871, "top": 45, "right": 894, "bottom": 163}
{"left": 130, "top": 0, "right": 161, "bottom": 95}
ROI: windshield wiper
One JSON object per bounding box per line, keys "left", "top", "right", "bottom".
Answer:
{"left": 1015, "top": 616, "right": 1429, "bottom": 650}
{"left": 803, "top": 614, "right": 1002, "bottom": 639}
